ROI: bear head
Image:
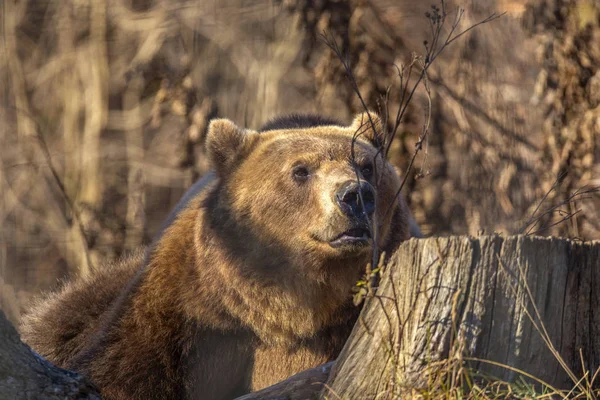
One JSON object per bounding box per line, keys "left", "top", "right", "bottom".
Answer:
{"left": 203, "top": 112, "right": 408, "bottom": 290}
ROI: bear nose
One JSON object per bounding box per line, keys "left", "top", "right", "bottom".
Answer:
{"left": 335, "top": 180, "right": 376, "bottom": 218}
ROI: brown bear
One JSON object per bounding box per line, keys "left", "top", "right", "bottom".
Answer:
{"left": 21, "top": 112, "right": 414, "bottom": 400}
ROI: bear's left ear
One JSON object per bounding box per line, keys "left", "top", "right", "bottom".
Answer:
{"left": 205, "top": 118, "right": 257, "bottom": 175}
{"left": 350, "top": 111, "right": 386, "bottom": 148}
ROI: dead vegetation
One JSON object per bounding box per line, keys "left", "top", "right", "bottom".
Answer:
{"left": 0, "top": 0, "right": 598, "bottom": 332}
{"left": 523, "top": 0, "right": 600, "bottom": 239}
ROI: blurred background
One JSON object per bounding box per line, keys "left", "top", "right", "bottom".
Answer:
{"left": 1, "top": 0, "right": 598, "bottom": 326}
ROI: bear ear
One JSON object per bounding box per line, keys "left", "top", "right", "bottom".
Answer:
{"left": 205, "top": 119, "right": 256, "bottom": 175}
{"left": 350, "top": 111, "right": 386, "bottom": 148}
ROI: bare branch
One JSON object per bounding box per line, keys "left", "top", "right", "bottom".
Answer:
{"left": 6, "top": 106, "right": 95, "bottom": 274}
{"left": 321, "top": 1, "right": 503, "bottom": 287}
{"left": 520, "top": 171, "right": 600, "bottom": 236}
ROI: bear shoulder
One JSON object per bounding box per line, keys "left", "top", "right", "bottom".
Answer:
{"left": 20, "top": 249, "right": 145, "bottom": 367}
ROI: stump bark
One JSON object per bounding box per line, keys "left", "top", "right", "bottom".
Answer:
{"left": 0, "top": 311, "right": 100, "bottom": 400}
{"left": 323, "top": 235, "right": 600, "bottom": 398}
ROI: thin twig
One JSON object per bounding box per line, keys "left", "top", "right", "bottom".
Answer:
{"left": 521, "top": 179, "right": 600, "bottom": 236}
{"left": 520, "top": 171, "right": 567, "bottom": 234}
{"left": 8, "top": 106, "right": 95, "bottom": 274}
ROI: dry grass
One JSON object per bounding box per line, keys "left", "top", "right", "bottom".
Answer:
{"left": 401, "top": 261, "right": 600, "bottom": 400}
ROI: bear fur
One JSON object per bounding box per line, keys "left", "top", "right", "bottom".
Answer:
{"left": 21, "top": 112, "right": 412, "bottom": 400}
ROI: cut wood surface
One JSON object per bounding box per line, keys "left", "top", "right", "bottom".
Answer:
{"left": 323, "top": 235, "right": 600, "bottom": 398}
{"left": 0, "top": 311, "right": 100, "bottom": 400}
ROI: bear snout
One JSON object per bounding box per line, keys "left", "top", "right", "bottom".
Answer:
{"left": 334, "top": 180, "right": 376, "bottom": 219}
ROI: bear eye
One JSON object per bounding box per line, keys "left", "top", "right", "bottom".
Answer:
{"left": 361, "top": 163, "right": 374, "bottom": 178}
{"left": 292, "top": 165, "right": 310, "bottom": 182}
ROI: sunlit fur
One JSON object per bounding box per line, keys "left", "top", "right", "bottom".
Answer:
{"left": 21, "top": 112, "right": 411, "bottom": 400}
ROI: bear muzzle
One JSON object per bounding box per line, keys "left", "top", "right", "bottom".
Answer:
{"left": 328, "top": 180, "right": 376, "bottom": 249}
{"left": 334, "top": 180, "right": 376, "bottom": 219}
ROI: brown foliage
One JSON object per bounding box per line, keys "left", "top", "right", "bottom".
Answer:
{"left": 523, "top": 0, "right": 600, "bottom": 238}
{"left": 0, "top": 0, "right": 598, "bottom": 327}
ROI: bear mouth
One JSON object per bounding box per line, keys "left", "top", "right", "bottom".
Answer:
{"left": 329, "top": 227, "right": 372, "bottom": 249}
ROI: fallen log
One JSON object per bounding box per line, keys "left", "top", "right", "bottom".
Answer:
{"left": 0, "top": 310, "right": 100, "bottom": 400}
{"left": 234, "top": 362, "right": 332, "bottom": 400}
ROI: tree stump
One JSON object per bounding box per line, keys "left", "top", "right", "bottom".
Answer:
{"left": 0, "top": 311, "right": 100, "bottom": 400}
{"left": 323, "top": 235, "right": 600, "bottom": 398}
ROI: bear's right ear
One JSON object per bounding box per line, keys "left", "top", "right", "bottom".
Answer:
{"left": 350, "top": 111, "right": 386, "bottom": 148}
{"left": 205, "top": 119, "right": 256, "bottom": 175}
